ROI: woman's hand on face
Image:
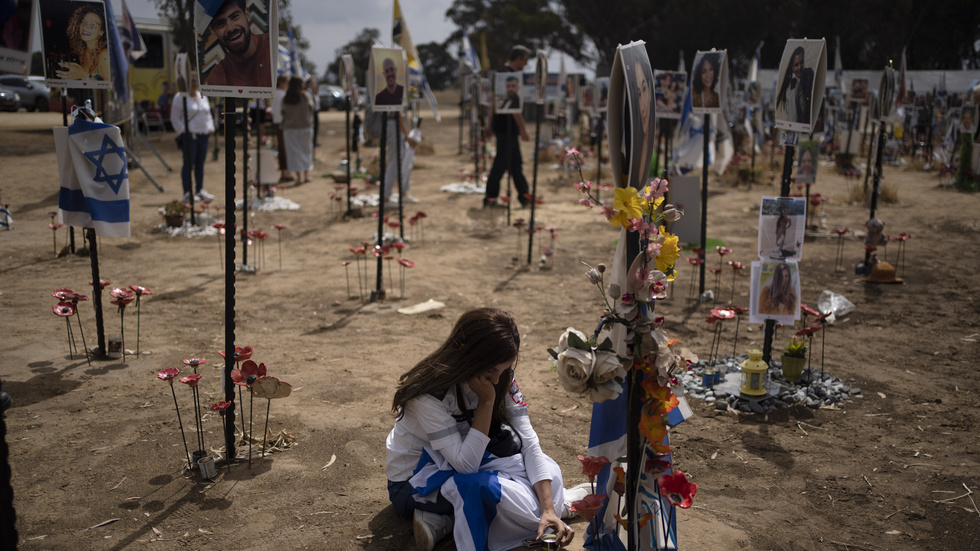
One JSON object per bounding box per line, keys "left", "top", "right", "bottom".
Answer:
{"left": 467, "top": 373, "right": 497, "bottom": 404}
{"left": 536, "top": 510, "right": 574, "bottom": 547}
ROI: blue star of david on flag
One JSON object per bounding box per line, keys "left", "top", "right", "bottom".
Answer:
{"left": 83, "top": 134, "right": 129, "bottom": 195}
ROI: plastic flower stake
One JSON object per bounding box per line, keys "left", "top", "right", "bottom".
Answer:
{"left": 397, "top": 258, "right": 415, "bottom": 298}
{"left": 232, "top": 359, "right": 267, "bottom": 465}
{"left": 48, "top": 222, "right": 62, "bottom": 256}
{"left": 129, "top": 285, "right": 152, "bottom": 355}
{"left": 212, "top": 222, "right": 225, "bottom": 268}
{"left": 250, "top": 374, "right": 292, "bottom": 458}
{"left": 52, "top": 288, "right": 90, "bottom": 364}
{"left": 210, "top": 400, "right": 233, "bottom": 470}
{"left": 109, "top": 287, "right": 135, "bottom": 360}
{"left": 158, "top": 368, "right": 192, "bottom": 470}
{"left": 179, "top": 372, "right": 205, "bottom": 458}
{"left": 728, "top": 260, "right": 744, "bottom": 304}
{"left": 341, "top": 261, "right": 353, "bottom": 299}
{"left": 273, "top": 224, "right": 285, "bottom": 270}
{"left": 53, "top": 301, "right": 77, "bottom": 359}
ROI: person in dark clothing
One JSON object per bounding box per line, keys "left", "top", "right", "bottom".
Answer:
{"left": 484, "top": 45, "right": 531, "bottom": 208}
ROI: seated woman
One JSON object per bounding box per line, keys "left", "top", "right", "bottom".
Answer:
{"left": 386, "top": 307, "right": 575, "bottom": 551}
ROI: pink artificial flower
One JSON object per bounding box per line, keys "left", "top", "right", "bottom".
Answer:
{"left": 600, "top": 204, "right": 615, "bottom": 221}
{"left": 570, "top": 494, "right": 607, "bottom": 523}
{"left": 53, "top": 301, "right": 75, "bottom": 317}
{"left": 397, "top": 258, "right": 415, "bottom": 268}
{"left": 183, "top": 358, "right": 206, "bottom": 367}
{"left": 577, "top": 455, "right": 611, "bottom": 482}
{"left": 157, "top": 367, "right": 180, "bottom": 381}
{"left": 565, "top": 146, "right": 580, "bottom": 158}
{"left": 179, "top": 373, "right": 203, "bottom": 388}
{"left": 579, "top": 198, "right": 593, "bottom": 208}
{"left": 231, "top": 359, "right": 267, "bottom": 387}
{"left": 716, "top": 246, "right": 732, "bottom": 256}
{"left": 129, "top": 285, "right": 152, "bottom": 296}
{"left": 273, "top": 224, "right": 286, "bottom": 231}
{"left": 219, "top": 345, "right": 254, "bottom": 362}
{"left": 209, "top": 401, "right": 232, "bottom": 411}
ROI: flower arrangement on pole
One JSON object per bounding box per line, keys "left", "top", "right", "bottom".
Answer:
{"left": 554, "top": 147, "right": 698, "bottom": 549}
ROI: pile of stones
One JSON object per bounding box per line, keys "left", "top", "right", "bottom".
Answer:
{"left": 680, "top": 353, "right": 864, "bottom": 414}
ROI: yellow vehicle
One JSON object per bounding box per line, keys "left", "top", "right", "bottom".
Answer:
{"left": 129, "top": 18, "right": 176, "bottom": 108}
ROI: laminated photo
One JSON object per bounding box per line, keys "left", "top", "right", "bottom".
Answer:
{"left": 774, "top": 38, "right": 827, "bottom": 134}
{"left": 39, "top": 0, "right": 112, "bottom": 90}
{"left": 196, "top": 0, "right": 277, "bottom": 98}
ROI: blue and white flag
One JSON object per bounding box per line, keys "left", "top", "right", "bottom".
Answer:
{"left": 278, "top": 26, "right": 308, "bottom": 78}
{"left": 0, "top": 204, "right": 11, "bottom": 230}
{"left": 120, "top": 0, "right": 147, "bottom": 63}
{"left": 194, "top": 0, "right": 226, "bottom": 36}
{"left": 461, "top": 33, "right": 480, "bottom": 74}
{"left": 54, "top": 119, "right": 130, "bottom": 238}
{"left": 102, "top": 0, "right": 130, "bottom": 103}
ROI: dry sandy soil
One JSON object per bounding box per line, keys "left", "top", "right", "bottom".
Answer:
{"left": 1, "top": 102, "right": 979, "bottom": 551}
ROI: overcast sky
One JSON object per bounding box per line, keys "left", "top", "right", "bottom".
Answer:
{"left": 67, "top": 0, "right": 594, "bottom": 79}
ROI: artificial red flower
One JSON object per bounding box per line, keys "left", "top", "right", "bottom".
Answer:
{"left": 129, "top": 285, "right": 152, "bottom": 296}
{"left": 800, "top": 304, "right": 819, "bottom": 317}
{"left": 391, "top": 242, "right": 407, "bottom": 252}
{"left": 209, "top": 401, "right": 232, "bottom": 411}
{"left": 231, "top": 359, "right": 266, "bottom": 386}
{"left": 732, "top": 306, "right": 749, "bottom": 315}
{"left": 716, "top": 246, "right": 732, "bottom": 256}
{"left": 52, "top": 288, "right": 82, "bottom": 301}
{"left": 349, "top": 246, "right": 366, "bottom": 255}
{"left": 831, "top": 227, "right": 849, "bottom": 235}
{"left": 728, "top": 260, "right": 744, "bottom": 271}
{"left": 710, "top": 307, "right": 735, "bottom": 320}
{"left": 53, "top": 301, "right": 75, "bottom": 317}
{"left": 89, "top": 280, "right": 112, "bottom": 288}
{"left": 795, "top": 325, "right": 823, "bottom": 337}
{"left": 183, "top": 358, "right": 206, "bottom": 367}
{"left": 219, "top": 345, "right": 254, "bottom": 362}
{"left": 48, "top": 222, "right": 63, "bottom": 230}
{"left": 179, "top": 373, "right": 203, "bottom": 388}
{"left": 569, "top": 493, "right": 606, "bottom": 522}
{"left": 704, "top": 315, "right": 719, "bottom": 324}
{"left": 157, "top": 367, "right": 180, "bottom": 381}
{"left": 894, "top": 232, "right": 910, "bottom": 241}
{"left": 612, "top": 466, "right": 626, "bottom": 496}
{"left": 513, "top": 218, "right": 526, "bottom": 228}
{"left": 687, "top": 257, "right": 703, "bottom": 265}
{"left": 388, "top": 221, "right": 401, "bottom": 228}
{"left": 109, "top": 287, "right": 134, "bottom": 300}
{"left": 341, "top": 260, "right": 351, "bottom": 267}
{"left": 397, "top": 258, "right": 415, "bottom": 268}
{"left": 690, "top": 247, "right": 704, "bottom": 256}
{"left": 273, "top": 224, "right": 286, "bottom": 231}
{"left": 577, "top": 455, "right": 611, "bottom": 482}
{"left": 708, "top": 268, "right": 722, "bottom": 275}
{"left": 640, "top": 379, "right": 679, "bottom": 415}
{"left": 645, "top": 456, "right": 673, "bottom": 475}
{"left": 657, "top": 470, "right": 698, "bottom": 509}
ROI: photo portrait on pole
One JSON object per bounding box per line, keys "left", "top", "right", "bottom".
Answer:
{"left": 0, "top": 0, "right": 34, "bottom": 74}
{"left": 195, "top": 0, "right": 277, "bottom": 98}
{"left": 750, "top": 260, "right": 801, "bottom": 323}
{"left": 493, "top": 70, "right": 522, "bottom": 115}
{"left": 690, "top": 50, "right": 727, "bottom": 115}
{"left": 757, "top": 196, "right": 806, "bottom": 262}
{"left": 654, "top": 70, "right": 686, "bottom": 119}
{"left": 39, "top": 0, "right": 112, "bottom": 90}
{"left": 796, "top": 140, "right": 819, "bottom": 185}
{"left": 369, "top": 47, "right": 406, "bottom": 112}
{"left": 595, "top": 76, "right": 609, "bottom": 114}
{"left": 621, "top": 43, "right": 655, "bottom": 189}
{"left": 774, "top": 38, "right": 827, "bottom": 134}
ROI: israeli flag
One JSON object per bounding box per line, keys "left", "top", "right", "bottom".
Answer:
{"left": 461, "top": 34, "right": 481, "bottom": 74}
{"left": 54, "top": 119, "right": 130, "bottom": 238}
{"left": 194, "top": 0, "right": 227, "bottom": 36}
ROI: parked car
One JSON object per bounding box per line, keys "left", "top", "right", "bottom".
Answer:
{"left": 318, "top": 84, "right": 346, "bottom": 111}
{"left": 0, "top": 75, "right": 49, "bottom": 112}
{"left": 0, "top": 84, "right": 21, "bottom": 112}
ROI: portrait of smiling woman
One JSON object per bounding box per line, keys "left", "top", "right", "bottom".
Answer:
{"left": 52, "top": 3, "right": 110, "bottom": 82}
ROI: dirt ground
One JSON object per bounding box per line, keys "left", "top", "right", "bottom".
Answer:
{"left": 1, "top": 102, "right": 979, "bottom": 551}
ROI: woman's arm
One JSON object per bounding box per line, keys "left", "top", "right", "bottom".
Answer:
{"left": 533, "top": 479, "right": 574, "bottom": 546}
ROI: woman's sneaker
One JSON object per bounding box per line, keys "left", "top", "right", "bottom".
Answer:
{"left": 413, "top": 509, "right": 452, "bottom": 551}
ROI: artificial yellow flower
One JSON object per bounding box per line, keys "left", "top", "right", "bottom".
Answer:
{"left": 655, "top": 226, "right": 680, "bottom": 280}
{"left": 639, "top": 408, "right": 669, "bottom": 444}
{"left": 611, "top": 187, "right": 645, "bottom": 228}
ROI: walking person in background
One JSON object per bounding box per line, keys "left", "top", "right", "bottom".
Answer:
{"left": 170, "top": 73, "right": 215, "bottom": 203}
{"left": 280, "top": 76, "right": 315, "bottom": 184}
{"left": 484, "top": 45, "right": 532, "bottom": 208}
{"left": 271, "top": 75, "right": 292, "bottom": 182}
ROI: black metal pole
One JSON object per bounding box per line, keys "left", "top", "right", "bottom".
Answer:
{"left": 62, "top": 94, "right": 76, "bottom": 254}
{"left": 255, "top": 99, "right": 263, "bottom": 197}
{"left": 762, "top": 143, "right": 796, "bottom": 365}
{"left": 241, "top": 107, "right": 250, "bottom": 267}
{"left": 86, "top": 228, "right": 106, "bottom": 356}
{"left": 527, "top": 103, "right": 542, "bottom": 264}
{"left": 862, "top": 120, "right": 876, "bottom": 198}
{"left": 396, "top": 115, "right": 404, "bottom": 240}
{"left": 698, "top": 114, "right": 710, "bottom": 300}
{"left": 376, "top": 112, "right": 388, "bottom": 300}
{"left": 505, "top": 115, "right": 513, "bottom": 225}
{"left": 624, "top": 225, "right": 642, "bottom": 551}
{"left": 458, "top": 68, "right": 464, "bottom": 155}
{"left": 223, "top": 97, "right": 238, "bottom": 461}
{"left": 865, "top": 124, "right": 886, "bottom": 266}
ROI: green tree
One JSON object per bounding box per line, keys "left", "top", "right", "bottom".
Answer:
{"left": 324, "top": 28, "right": 381, "bottom": 87}
{"left": 417, "top": 41, "right": 457, "bottom": 90}
{"left": 445, "top": 0, "right": 586, "bottom": 70}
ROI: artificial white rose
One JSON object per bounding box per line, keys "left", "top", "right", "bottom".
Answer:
{"left": 592, "top": 350, "right": 626, "bottom": 384}
{"left": 590, "top": 378, "right": 623, "bottom": 403}
{"left": 556, "top": 347, "right": 594, "bottom": 394}
{"left": 557, "top": 327, "right": 589, "bottom": 353}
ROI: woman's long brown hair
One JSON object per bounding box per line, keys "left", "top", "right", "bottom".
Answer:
{"left": 392, "top": 308, "right": 520, "bottom": 424}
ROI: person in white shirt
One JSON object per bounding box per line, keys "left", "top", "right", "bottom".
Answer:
{"left": 170, "top": 73, "right": 215, "bottom": 203}
{"left": 386, "top": 308, "right": 575, "bottom": 551}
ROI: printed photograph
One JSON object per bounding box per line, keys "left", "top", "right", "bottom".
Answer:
{"left": 38, "top": 0, "right": 112, "bottom": 90}
{"left": 196, "top": 0, "right": 277, "bottom": 97}
{"left": 691, "top": 51, "right": 725, "bottom": 114}
{"left": 494, "top": 71, "right": 522, "bottom": 115}
{"left": 758, "top": 196, "right": 806, "bottom": 261}
{"left": 654, "top": 70, "right": 686, "bottom": 119}
{"left": 371, "top": 47, "right": 406, "bottom": 112}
